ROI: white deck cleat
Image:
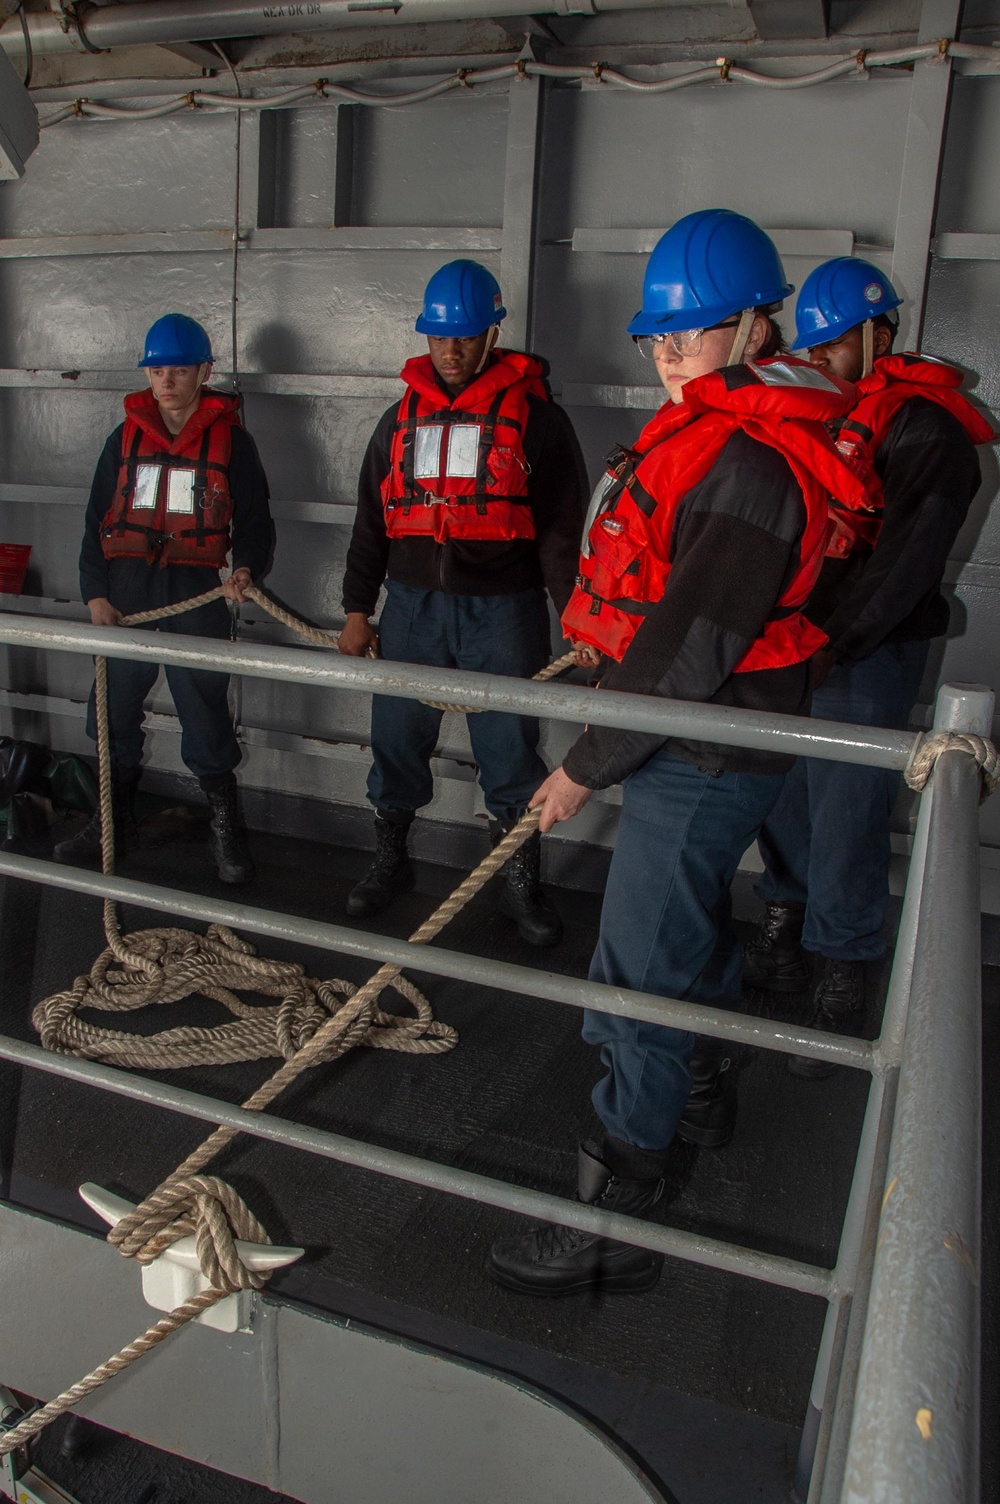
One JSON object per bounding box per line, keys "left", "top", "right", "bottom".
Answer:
{"left": 79, "top": 1183, "right": 303, "bottom": 1334}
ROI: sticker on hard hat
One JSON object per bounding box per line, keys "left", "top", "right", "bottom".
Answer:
{"left": 494, "top": 293, "right": 503, "bottom": 311}
{"left": 864, "top": 283, "right": 884, "bottom": 303}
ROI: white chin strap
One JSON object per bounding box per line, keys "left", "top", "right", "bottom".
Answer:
{"left": 474, "top": 326, "right": 500, "bottom": 376}
{"left": 729, "top": 308, "right": 757, "bottom": 366}
{"left": 862, "top": 319, "right": 875, "bottom": 379}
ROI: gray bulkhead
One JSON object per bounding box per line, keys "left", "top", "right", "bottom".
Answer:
{"left": 0, "top": 0, "right": 999, "bottom": 890}
{"left": 0, "top": 2, "right": 997, "bottom": 1499}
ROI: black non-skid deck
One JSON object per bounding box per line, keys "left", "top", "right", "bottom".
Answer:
{"left": 1, "top": 813, "right": 994, "bottom": 1503}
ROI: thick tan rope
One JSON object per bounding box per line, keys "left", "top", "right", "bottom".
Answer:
{"left": 107, "top": 803, "right": 541, "bottom": 1195}
{"left": 0, "top": 1176, "right": 267, "bottom": 1456}
{"left": 0, "top": 1289, "right": 230, "bottom": 1456}
{"left": 35, "top": 581, "right": 562, "bottom": 1063}
{"left": 237, "top": 583, "right": 577, "bottom": 714}
{"left": 421, "top": 650, "right": 576, "bottom": 714}
{"left": 14, "top": 583, "right": 546, "bottom": 1448}
{"left": 31, "top": 923, "right": 448, "bottom": 1069}
{"left": 903, "top": 729, "right": 999, "bottom": 803}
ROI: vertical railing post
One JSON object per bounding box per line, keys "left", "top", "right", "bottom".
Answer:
{"left": 839, "top": 683, "right": 992, "bottom": 1504}
{"left": 796, "top": 1072, "right": 896, "bottom": 1503}
{"left": 798, "top": 683, "right": 993, "bottom": 1502}
{"left": 879, "top": 683, "right": 991, "bottom": 1065}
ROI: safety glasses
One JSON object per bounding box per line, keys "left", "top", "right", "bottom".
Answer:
{"left": 633, "top": 317, "right": 742, "bottom": 360}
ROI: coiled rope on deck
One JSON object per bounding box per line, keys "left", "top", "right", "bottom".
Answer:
{"left": 4, "top": 583, "right": 550, "bottom": 1456}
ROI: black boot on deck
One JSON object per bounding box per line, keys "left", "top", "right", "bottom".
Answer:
{"left": 202, "top": 773, "right": 255, "bottom": 886}
{"left": 788, "top": 959, "right": 867, "bottom": 1080}
{"left": 676, "top": 1053, "right": 736, "bottom": 1149}
{"left": 487, "top": 1139, "right": 666, "bottom": 1296}
{"left": 490, "top": 814, "right": 562, "bottom": 948}
{"left": 53, "top": 769, "right": 139, "bottom": 868}
{"left": 742, "top": 901, "right": 810, "bottom": 992}
{"left": 346, "top": 811, "right": 414, "bottom": 918}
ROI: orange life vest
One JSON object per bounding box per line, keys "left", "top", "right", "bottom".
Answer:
{"left": 380, "top": 351, "right": 547, "bottom": 544}
{"left": 101, "top": 388, "right": 240, "bottom": 568}
{"left": 825, "top": 353, "right": 996, "bottom": 557}
{"left": 562, "top": 358, "right": 876, "bottom": 668}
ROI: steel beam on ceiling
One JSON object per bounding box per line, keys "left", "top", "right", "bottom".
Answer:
{"left": 0, "top": 226, "right": 504, "bottom": 258}
{"left": 570, "top": 227, "right": 855, "bottom": 257}
{"left": 500, "top": 57, "right": 543, "bottom": 351}
{"left": 933, "top": 230, "right": 1000, "bottom": 258}
{"left": 0, "top": 483, "right": 358, "bottom": 525}
{"left": 890, "top": 0, "right": 963, "bottom": 349}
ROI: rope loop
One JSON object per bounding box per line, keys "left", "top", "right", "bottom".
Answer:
{"left": 31, "top": 923, "right": 456, "bottom": 1069}
{"left": 15, "top": 582, "right": 547, "bottom": 1455}
{"left": 108, "top": 1174, "right": 271, "bottom": 1290}
{"left": 903, "top": 729, "right": 999, "bottom": 802}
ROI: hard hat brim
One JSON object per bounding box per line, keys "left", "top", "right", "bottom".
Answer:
{"left": 137, "top": 355, "right": 214, "bottom": 368}
{"left": 414, "top": 310, "right": 506, "bottom": 338}
{"left": 627, "top": 290, "right": 791, "bottom": 338}
{"left": 790, "top": 303, "right": 902, "bottom": 351}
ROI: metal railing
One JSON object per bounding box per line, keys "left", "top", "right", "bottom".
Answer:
{"left": 0, "top": 611, "right": 989, "bottom": 1504}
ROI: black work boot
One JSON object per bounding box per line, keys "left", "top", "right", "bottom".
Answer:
{"left": 676, "top": 1053, "right": 737, "bottom": 1149}
{"left": 202, "top": 773, "right": 255, "bottom": 886}
{"left": 346, "top": 811, "right": 414, "bottom": 918}
{"left": 788, "top": 959, "right": 867, "bottom": 1080}
{"left": 487, "top": 1139, "right": 666, "bottom": 1296}
{"left": 53, "top": 769, "right": 139, "bottom": 868}
{"left": 743, "top": 901, "right": 810, "bottom": 992}
{"left": 490, "top": 814, "right": 562, "bottom": 948}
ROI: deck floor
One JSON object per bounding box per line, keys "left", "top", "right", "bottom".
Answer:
{"left": 1, "top": 813, "right": 994, "bottom": 1503}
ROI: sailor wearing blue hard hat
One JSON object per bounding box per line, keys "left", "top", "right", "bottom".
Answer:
{"left": 746, "top": 258, "right": 993, "bottom": 1065}
{"left": 55, "top": 314, "right": 274, "bottom": 886}
{"left": 338, "top": 260, "right": 587, "bottom": 945}
{"left": 486, "top": 211, "right": 878, "bottom": 1298}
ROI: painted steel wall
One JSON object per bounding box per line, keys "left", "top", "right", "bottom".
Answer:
{"left": 0, "top": 35, "right": 998, "bottom": 870}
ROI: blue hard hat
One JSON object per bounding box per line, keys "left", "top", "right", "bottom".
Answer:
{"left": 138, "top": 313, "right": 214, "bottom": 368}
{"left": 415, "top": 260, "right": 506, "bottom": 338}
{"left": 627, "top": 209, "right": 793, "bottom": 337}
{"left": 791, "top": 258, "right": 902, "bottom": 350}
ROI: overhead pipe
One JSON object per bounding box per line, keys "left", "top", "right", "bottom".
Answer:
{"left": 0, "top": 0, "right": 681, "bottom": 57}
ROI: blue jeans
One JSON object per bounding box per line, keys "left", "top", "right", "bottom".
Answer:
{"left": 367, "top": 582, "right": 550, "bottom": 823}
{"left": 85, "top": 561, "right": 240, "bottom": 781}
{"left": 755, "top": 639, "right": 930, "bottom": 961}
{"left": 583, "top": 751, "right": 786, "bottom": 1151}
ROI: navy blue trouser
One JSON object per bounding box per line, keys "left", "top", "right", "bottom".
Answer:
{"left": 755, "top": 638, "right": 930, "bottom": 962}
{"left": 85, "top": 561, "right": 240, "bottom": 781}
{"left": 582, "top": 750, "right": 786, "bottom": 1150}
{"left": 367, "top": 582, "right": 550, "bottom": 823}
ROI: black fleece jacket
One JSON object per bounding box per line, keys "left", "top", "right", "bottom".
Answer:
{"left": 804, "top": 396, "right": 982, "bottom": 661}
{"left": 342, "top": 385, "right": 588, "bottom": 618}
{"left": 563, "top": 429, "right": 813, "bottom": 788}
{"left": 79, "top": 422, "right": 274, "bottom": 605}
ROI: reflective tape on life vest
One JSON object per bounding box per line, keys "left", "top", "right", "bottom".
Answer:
{"left": 380, "top": 350, "right": 547, "bottom": 544}
{"left": 102, "top": 389, "right": 240, "bottom": 569}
